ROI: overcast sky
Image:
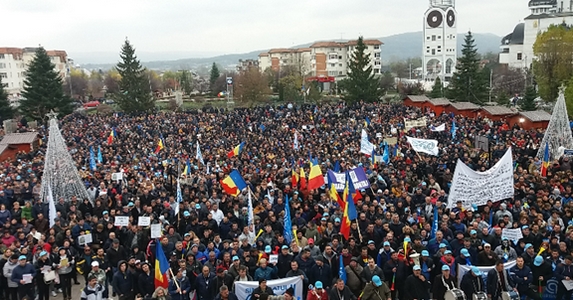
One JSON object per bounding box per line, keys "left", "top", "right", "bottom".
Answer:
{"left": 4, "top": 0, "right": 530, "bottom": 62}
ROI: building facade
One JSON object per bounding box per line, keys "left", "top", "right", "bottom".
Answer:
{"left": 500, "top": 0, "right": 573, "bottom": 69}
{"left": 422, "top": 0, "right": 457, "bottom": 83}
{"left": 0, "top": 47, "right": 70, "bottom": 98}
{"left": 257, "top": 39, "right": 382, "bottom": 80}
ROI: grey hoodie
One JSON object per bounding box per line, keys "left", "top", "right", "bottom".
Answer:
{"left": 3, "top": 260, "right": 18, "bottom": 288}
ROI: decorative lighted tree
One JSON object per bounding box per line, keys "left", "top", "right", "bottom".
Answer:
{"left": 536, "top": 87, "right": 573, "bottom": 161}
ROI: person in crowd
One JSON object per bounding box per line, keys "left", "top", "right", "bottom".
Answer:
{"left": 251, "top": 278, "right": 274, "bottom": 300}
{"left": 361, "top": 275, "right": 391, "bottom": 300}
{"left": 487, "top": 260, "right": 517, "bottom": 300}
{"left": 532, "top": 255, "right": 553, "bottom": 297}
{"left": 555, "top": 255, "right": 573, "bottom": 300}
{"left": 460, "top": 266, "right": 485, "bottom": 300}
{"left": 329, "top": 278, "right": 356, "bottom": 300}
{"left": 10, "top": 255, "right": 36, "bottom": 300}
{"left": 35, "top": 250, "right": 54, "bottom": 300}
{"left": 214, "top": 285, "right": 239, "bottom": 300}
{"left": 403, "top": 265, "right": 431, "bottom": 300}
{"left": 196, "top": 265, "right": 217, "bottom": 300}
{"left": 53, "top": 247, "right": 75, "bottom": 300}
{"left": 168, "top": 268, "right": 191, "bottom": 300}
{"left": 112, "top": 261, "right": 134, "bottom": 300}
{"left": 306, "top": 281, "right": 328, "bottom": 300}
{"left": 81, "top": 275, "right": 105, "bottom": 300}
{"left": 432, "top": 265, "right": 456, "bottom": 300}
{"left": 3, "top": 254, "right": 19, "bottom": 300}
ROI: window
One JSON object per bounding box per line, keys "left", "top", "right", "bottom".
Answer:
{"left": 374, "top": 45, "right": 380, "bottom": 50}
{"left": 438, "top": 36, "right": 441, "bottom": 39}
{"left": 338, "top": 71, "right": 343, "bottom": 75}
{"left": 0, "top": 54, "right": 4, "bottom": 59}
{"left": 374, "top": 61, "right": 381, "bottom": 65}
{"left": 432, "top": 35, "right": 436, "bottom": 41}
{"left": 374, "top": 69, "right": 380, "bottom": 74}
{"left": 331, "top": 63, "right": 336, "bottom": 67}
{"left": 427, "top": 50, "right": 430, "bottom": 53}
{"left": 0, "top": 63, "right": 4, "bottom": 68}
{"left": 339, "top": 63, "right": 342, "bottom": 67}
{"left": 427, "top": 36, "right": 431, "bottom": 40}
{"left": 374, "top": 53, "right": 381, "bottom": 58}
{"left": 426, "top": 46, "right": 430, "bottom": 49}
{"left": 338, "top": 56, "right": 342, "bottom": 59}
{"left": 329, "top": 54, "right": 338, "bottom": 60}
{"left": 437, "top": 46, "right": 441, "bottom": 49}
{"left": 0, "top": 73, "right": 6, "bottom": 78}
{"left": 432, "top": 49, "right": 436, "bottom": 55}
{"left": 517, "top": 53, "right": 523, "bottom": 60}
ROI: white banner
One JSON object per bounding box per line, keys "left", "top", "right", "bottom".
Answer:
{"left": 430, "top": 123, "right": 446, "bottom": 132}
{"left": 234, "top": 276, "right": 302, "bottom": 300}
{"left": 447, "top": 148, "right": 514, "bottom": 209}
{"left": 406, "top": 136, "right": 439, "bottom": 156}
{"left": 457, "top": 260, "right": 516, "bottom": 289}
{"left": 502, "top": 228, "right": 523, "bottom": 244}
{"left": 360, "top": 129, "right": 375, "bottom": 155}
{"left": 405, "top": 117, "right": 427, "bottom": 131}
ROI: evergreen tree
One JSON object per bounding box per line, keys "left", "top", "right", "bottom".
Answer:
{"left": 344, "top": 36, "right": 381, "bottom": 103}
{"left": 0, "top": 78, "right": 14, "bottom": 122}
{"left": 19, "top": 47, "right": 73, "bottom": 121}
{"left": 115, "top": 39, "right": 155, "bottom": 112}
{"left": 448, "top": 31, "right": 488, "bottom": 104}
{"left": 429, "top": 77, "right": 443, "bottom": 98}
{"left": 210, "top": 62, "right": 220, "bottom": 93}
{"left": 521, "top": 86, "right": 538, "bottom": 111}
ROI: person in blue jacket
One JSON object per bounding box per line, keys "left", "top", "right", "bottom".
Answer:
{"left": 169, "top": 268, "right": 191, "bottom": 300}
{"left": 254, "top": 258, "right": 277, "bottom": 281}
{"left": 11, "top": 255, "right": 36, "bottom": 300}
{"left": 510, "top": 256, "right": 535, "bottom": 299}
{"left": 112, "top": 260, "right": 133, "bottom": 300}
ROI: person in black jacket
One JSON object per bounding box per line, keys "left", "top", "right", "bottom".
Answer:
{"left": 112, "top": 260, "right": 134, "bottom": 300}
{"left": 138, "top": 263, "right": 155, "bottom": 298}
{"left": 108, "top": 239, "right": 128, "bottom": 273}
{"left": 460, "top": 266, "right": 484, "bottom": 300}
{"left": 402, "top": 265, "right": 431, "bottom": 300}
{"left": 329, "top": 279, "right": 357, "bottom": 300}
{"left": 35, "top": 251, "right": 55, "bottom": 300}
{"left": 195, "top": 265, "right": 217, "bottom": 300}
{"left": 250, "top": 279, "right": 274, "bottom": 300}
{"left": 531, "top": 256, "right": 553, "bottom": 296}
{"left": 486, "top": 260, "right": 516, "bottom": 300}
{"left": 276, "top": 245, "right": 293, "bottom": 278}
{"left": 433, "top": 265, "right": 457, "bottom": 300}
{"left": 555, "top": 255, "right": 573, "bottom": 300}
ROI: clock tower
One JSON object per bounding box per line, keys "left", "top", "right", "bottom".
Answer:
{"left": 422, "top": 0, "right": 457, "bottom": 84}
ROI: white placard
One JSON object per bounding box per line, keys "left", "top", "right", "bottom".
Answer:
{"left": 234, "top": 277, "right": 302, "bottom": 300}
{"left": 112, "top": 172, "right": 123, "bottom": 181}
{"left": 269, "top": 254, "right": 278, "bottom": 264}
{"left": 114, "top": 216, "right": 129, "bottom": 227}
{"left": 430, "top": 123, "right": 446, "bottom": 132}
{"left": 376, "top": 133, "right": 382, "bottom": 138}
{"left": 502, "top": 228, "right": 523, "bottom": 244}
{"left": 406, "top": 136, "right": 439, "bottom": 156}
{"left": 563, "top": 280, "right": 573, "bottom": 291}
{"left": 138, "top": 216, "right": 151, "bottom": 226}
{"left": 447, "top": 148, "right": 514, "bottom": 209}
{"left": 360, "top": 129, "right": 375, "bottom": 155}
{"left": 79, "top": 233, "right": 93, "bottom": 246}
{"left": 23, "top": 274, "right": 33, "bottom": 284}
{"left": 150, "top": 224, "right": 162, "bottom": 238}
{"left": 404, "top": 117, "right": 427, "bottom": 131}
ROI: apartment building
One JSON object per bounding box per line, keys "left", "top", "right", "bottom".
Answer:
{"left": 236, "top": 59, "right": 259, "bottom": 73}
{"left": 0, "top": 47, "right": 70, "bottom": 97}
{"left": 257, "top": 39, "right": 382, "bottom": 80}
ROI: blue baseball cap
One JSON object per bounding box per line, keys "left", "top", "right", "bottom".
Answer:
{"left": 127, "top": 202, "right": 134, "bottom": 207}
{"left": 413, "top": 265, "right": 421, "bottom": 271}
{"left": 102, "top": 210, "right": 108, "bottom": 215}
{"left": 383, "top": 241, "right": 390, "bottom": 247}
{"left": 534, "top": 256, "right": 543, "bottom": 267}
{"left": 18, "top": 255, "right": 26, "bottom": 261}
{"left": 372, "top": 275, "right": 382, "bottom": 287}
{"left": 232, "top": 256, "right": 240, "bottom": 261}
{"left": 444, "top": 250, "right": 452, "bottom": 255}
{"left": 442, "top": 265, "right": 450, "bottom": 271}
{"left": 439, "top": 243, "right": 447, "bottom": 248}
{"left": 470, "top": 230, "right": 477, "bottom": 235}
{"left": 265, "top": 245, "right": 271, "bottom": 253}
{"left": 461, "top": 249, "right": 470, "bottom": 257}
{"left": 335, "top": 218, "right": 341, "bottom": 223}
{"left": 195, "top": 204, "right": 201, "bottom": 209}
{"left": 281, "top": 245, "right": 289, "bottom": 250}
{"left": 39, "top": 251, "right": 48, "bottom": 257}
{"left": 315, "top": 281, "right": 323, "bottom": 289}
{"left": 522, "top": 225, "right": 529, "bottom": 230}
{"left": 421, "top": 250, "right": 429, "bottom": 257}
{"left": 404, "top": 237, "right": 411, "bottom": 243}
{"left": 525, "top": 243, "right": 533, "bottom": 249}
{"left": 368, "top": 240, "right": 375, "bottom": 245}
{"left": 183, "top": 211, "right": 190, "bottom": 217}
{"left": 471, "top": 266, "right": 482, "bottom": 276}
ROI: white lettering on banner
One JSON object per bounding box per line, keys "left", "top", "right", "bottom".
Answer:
{"left": 457, "top": 260, "right": 516, "bottom": 291}
{"left": 234, "top": 276, "right": 303, "bottom": 300}
{"left": 406, "top": 136, "right": 439, "bottom": 156}
{"left": 404, "top": 117, "right": 427, "bottom": 131}
{"left": 501, "top": 228, "right": 523, "bottom": 244}
{"left": 447, "top": 147, "right": 514, "bottom": 209}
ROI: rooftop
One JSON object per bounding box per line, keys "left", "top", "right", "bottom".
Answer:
{"left": 427, "top": 98, "right": 451, "bottom": 106}
{"left": 0, "top": 132, "right": 39, "bottom": 145}
{"left": 519, "top": 110, "right": 552, "bottom": 122}
{"left": 480, "top": 106, "right": 517, "bottom": 116}
{"left": 449, "top": 102, "right": 480, "bottom": 110}
{"left": 404, "top": 95, "right": 430, "bottom": 103}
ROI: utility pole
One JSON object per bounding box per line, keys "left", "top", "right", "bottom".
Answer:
{"left": 489, "top": 68, "right": 493, "bottom": 103}
{"left": 409, "top": 64, "right": 412, "bottom": 80}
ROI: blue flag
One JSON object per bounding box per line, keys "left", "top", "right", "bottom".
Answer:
{"left": 451, "top": 120, "right": 457, "bottom": 139}
{"left": 430, "top": 206, "right": 438, "bottom": 239}
{"left": 89, "top": 146, "right": 96, "bottom": 171}
{"left": 259, "top": 124, "right": 266, "bottom": 132}
{"left": 175, "top": 180, "right": 182, "bottom": 216}
{"left": 97, "top": 146, "right": 103, "bottom": 163}
{"left": 339, "top": 254, "right": 347, "bottom": 283}
{"left": 333, "top": 160, "right": 340, "bottom": 172}
{"left": 382, "top": 144, "right": 390, "bottom": 164}
{"left": 283, "top": 194, "right": 293, "bottom": 244}
{"left": 196, "top": 141, "right": 205, "bottom": 165}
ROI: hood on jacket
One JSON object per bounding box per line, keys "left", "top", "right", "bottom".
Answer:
{"left": 117, "top": 260, "right": 127, "bottom": 270}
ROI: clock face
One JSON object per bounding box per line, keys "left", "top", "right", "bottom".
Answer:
{"left": 447, "top": 10, "right": 456, "bottom": 27}
{"left": 427, "top": 10, "right": 443, "bottom": 28}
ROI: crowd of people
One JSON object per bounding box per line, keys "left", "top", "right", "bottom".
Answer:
{"left": 0, "top": 101, "right": 569, "bottom": 300}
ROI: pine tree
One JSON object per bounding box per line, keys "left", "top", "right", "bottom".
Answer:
{"left": 115, "top": 39, "right": 155, "bottom": 112}
{"left": 344, "top": 36, "right": 381, "bottom": 103}
{"left": 0, "top": 78, "right": 14, "bottom": 122}
{"left": 448, "top": 31, "right": 488, "bottom": 104}
{"left": 520, "top": 86, "right": 538, "bottom": 111}
{"left": 19, "top": 47, "right": 73, "bottom": 121}
{"left": 429, "top": 77, "right": 443, "bottom": 98}
{"left": 210, "top": 62, "right": 220, "bottom": 93}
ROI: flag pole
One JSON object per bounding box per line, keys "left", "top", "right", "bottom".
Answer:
{"left": 168, "top": 268, "right": 182, "bottom": 294}
{"left": 355, "top": 220, "right": 363, "bottom": 243}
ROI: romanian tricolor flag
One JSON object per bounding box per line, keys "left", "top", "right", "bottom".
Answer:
{"left": 307, "top": 161, "right": 325, "bottom": 190}
{"left": 154, "top": 135, "right": 165, "bottom": 154}
{"left": 227, "top": 142, "right": 245, "bottom": 158}
{"left": 291, "top": 169, "right": 299, "bottom": 188}
{"left": 340, "top": 171, "right": 358, "bottom": 240}
{"left": 154, "top": 240, "right": 170, "bottom": 289}
{"left": 220, "top": 170, "right": 247, "bottom": 196}
{"left": 299, "top": 168, "right": 307, "bottom": 191}
{"left": 541, "top": 142, "right": 550, "bottom": 177}
{"left": 107, "top": 128, "right": 116, "bottom": 145}
{"left": 329, "top": 181, "right": 344, "bottom": 209}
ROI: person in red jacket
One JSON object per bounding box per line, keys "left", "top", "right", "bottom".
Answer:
{"left": 307, "top": 281, "right": 328, "bottom": 300}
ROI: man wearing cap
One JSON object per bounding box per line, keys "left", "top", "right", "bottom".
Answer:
{"left": 460, "top": 266, "right": 484, "bottom": 300}
{"left": 420, "top": 250, "right": 434, "bottom": 280}
{"left": 35, "top": 250, "right": 54, "bottom": 300}
{"left": 251, "top": 278, "right": 274, "bottom": 300}
{"left": 169, "top": 267, "right": 191, "bottom": 300}
{"left": 10, "top": 255, "right": 35, "bottom": 300}
{"left": 302, "top": 279, "right": 325, "bottom": 300}
{"left": 531, "top": 255, "right": 552, "bottom": 297}
{"left": 227, "top": 255, "right": 243, "bottom": 279}
{"left": 361, "top": 275, "right": 391, "bottom": 300}
{"left": 455, "top": 248, "right": 473, "bottom": 266}
{"left": 304, "top": 238, "right": 321, "bottom": 259}
{"left": 3, "top": 253, "right": 19, "bottom": 300}
{"left": 403, "top": 265, "right": 431, "bottom": 300}
{"left": 521, "top": 243, "right": 536, "bottom": 267}
{"left": 477, "top": 243, "right": 499, "bottom": 266}
{"left": 277, "top": 246, "right": 293, "bottom": 279}
{"left": 433, "top": 265, "right": 457, "bottom": 300}
{"left": 89, "top": 261, "right": 108, "bottom": 299}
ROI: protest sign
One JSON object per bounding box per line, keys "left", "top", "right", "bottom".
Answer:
{"left": 269, "top": 254, "right": 278, "bottom": 264}
{"left": 150, "top": 224, "right": 162, "bottom": 238}
{"left": 79, "top": 233, "right": 92, "bottom": 246}
{"left": 404, "top": 117, "right": 427, "bottom": 131}
{"left": 384, "top": 137, "right": 398, "bottom": 146}
{"left": 114, "top": 216, "right": 129, "bottom": 227}
{"left": 501, "top": 228, "right": 523, "bottom": 244}
{"left": 138, "top": 216, "right": 151, "bottom": 227}
{"left": 430, "top": 124, "right": 446, "bottom": 132}
{"left": 447, "top": 148, "right": 514, "bottom": 209}
{"left": 234, "top": 276, "right": 302, "bottom": 300}
{"left": 328, "top": 167, "right": 370, "bottom": 192}
{"left": 406, "top": 136, "right": 439, "bottom": 156}
{"left": 564, "top": 149, "right": 573, "bottom": 156}
{"left": 360, "top": 129, "right": 375, "bottom": 155}
{"left": 112, "top": 172, "right": 123, "bottom": 181}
